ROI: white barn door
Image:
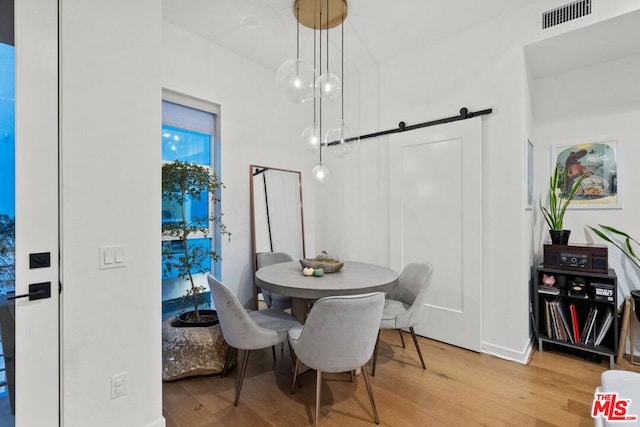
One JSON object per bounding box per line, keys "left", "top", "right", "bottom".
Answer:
{"left": 390, "top": 117, "right": 482, "bottom": 352}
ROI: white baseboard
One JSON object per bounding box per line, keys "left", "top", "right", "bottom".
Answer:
{"left": 482, "top": 338, "right": 534, "bottom": 365}
{"left": 145, "top": 417, "right": 166, "bottom": 427}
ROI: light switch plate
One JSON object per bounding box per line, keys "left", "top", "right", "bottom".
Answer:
{"left": 99, "top": 245, "right": 127, "bottom": 269}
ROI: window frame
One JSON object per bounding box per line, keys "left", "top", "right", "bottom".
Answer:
{"left": 161, "top": 89, "right": 222, "bottom": 279}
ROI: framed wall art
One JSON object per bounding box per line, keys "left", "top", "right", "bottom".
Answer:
{"left": 551, "top": 139, "right": 620, "bottom": 209}
{"left": 525, "top": 137, "right": 534, "bottom": 209}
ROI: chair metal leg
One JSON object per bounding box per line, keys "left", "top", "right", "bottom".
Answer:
{"left": 234, "top": 350, "right": 251, "bottom": 406}
{"left": 409, "top": 327, "right": 426, "bottom": 369}
{"left": 371, "top": 330, "right": 381, "bottom": 377}
{"left": 315, "top": 370, "right": 322, "bottom": 427}
{"left": 288, "top": 343, "right": 302, "bottom": 389}
{"left": 287, "top": 341, "right": 295, "bottom": 362}
{"left": 361, "top": 364, "right": 380, "bottom": 424}
{"left": 398, "top": 329, "right": 406, "bottom": 348}
{"left": 222, "top": 346, "right": 234, "bottom": 378}
{"left": 291, "top": 358, "right": 301, "bottom": 395}
{"left": 631, "top": 312, "right": 640, "bottom": 365}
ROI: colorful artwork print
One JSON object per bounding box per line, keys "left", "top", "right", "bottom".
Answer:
{"left": 553, "top": 141, "right": 618, "bottom": 207}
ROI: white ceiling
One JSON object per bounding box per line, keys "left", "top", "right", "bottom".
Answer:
{"left": 162, "top": 0, "right": 534, "bottom": 72}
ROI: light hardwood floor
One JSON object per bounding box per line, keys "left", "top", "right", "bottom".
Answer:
{"left": 163, "top": 329, "right": 640, "bottom": 426}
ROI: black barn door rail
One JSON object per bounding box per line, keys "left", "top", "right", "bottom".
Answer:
{"left": 326, "top": 107, "right": 493, "bottom": 146}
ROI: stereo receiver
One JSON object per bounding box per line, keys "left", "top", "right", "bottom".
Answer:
{"left": 543, "top": 244, "right": 608, "bottom": 273}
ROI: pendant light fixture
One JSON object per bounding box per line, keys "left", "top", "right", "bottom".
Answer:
{"left": 315, "top": 0, "right": 341, "bottom": 101}
{"left": 301, "top": 121, "right": 320, "bottom": 153}
{"left": 300, "top": 2, "right": 320, "bottom": 153}
{"left": 311, "top": 163, "right": 330, "bottom": 183}
{"left": 280, "top": 0, "right": 348, "bottom": 183}
{"left": 275, "top": 3, "right": 315, "bottom": 104}
{"left": 312, "top": 6, "right": 330, "bottom": 183}
{"left": 327, "top": 5, "right": 359, "bottom": 158}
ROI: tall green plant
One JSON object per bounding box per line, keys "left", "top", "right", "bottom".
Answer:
{"left": 587, "top": 224, "right": 640, "bottom": 271}
{"left": 162, "top": 160, "right": 230, "bottom": 322}
{"left": 540, "top": 165, "right": 587, "bottom": 231}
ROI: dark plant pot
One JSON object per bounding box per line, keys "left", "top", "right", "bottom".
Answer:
{"left": 549, "top": 229, "right": 571, "bottom": 245}
{"left": 631, "top": 290, "right": 640, "bottom": 323}
{"left": 174, "top": 309, "right": 219, "bottom": 328}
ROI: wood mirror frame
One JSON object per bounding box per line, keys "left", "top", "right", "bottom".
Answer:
{"left": 249, "top": 165, "right": 306, "bottom": 307}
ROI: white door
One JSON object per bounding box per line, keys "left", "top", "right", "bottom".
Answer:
{"left": 7, "top": 1, "right": 59, "bottom": 426}
{"left": 390, "top": 117, "right": 482, "bottom": 352}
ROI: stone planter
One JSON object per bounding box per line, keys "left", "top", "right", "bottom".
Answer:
{"left": 162, "top": 317, "right": 231, "bottom": 381}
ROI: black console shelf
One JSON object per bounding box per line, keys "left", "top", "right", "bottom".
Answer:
{"left": 532, "top": 265, "right": 618, "bottom": 369}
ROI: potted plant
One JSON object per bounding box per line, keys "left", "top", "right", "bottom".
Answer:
{"left": 587, "top": 225, "right": 640, "bottom": 271}
{"left": 162, "top": 160, "right": 230, "bottom": 326}
{"left": 540, "top": 165, "right": 586, "bottom": 245}
{"left": 588, "top": 224, "right": 640, "bottom": 323}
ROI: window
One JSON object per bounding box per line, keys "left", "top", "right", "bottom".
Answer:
{"left": 161, "top": 90, "right": 221, "bottom": 320}
{"left": 0, "top": 36, "right": 15, "bottom": 412}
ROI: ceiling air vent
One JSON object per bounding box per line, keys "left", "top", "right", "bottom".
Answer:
{"left": 542, "top": 0, "right": 592, "bottom": 30}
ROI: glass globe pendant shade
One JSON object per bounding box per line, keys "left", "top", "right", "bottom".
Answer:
{"left": 316, "top": 72, "right": 342, "bottom": 101}
{"left": 276, "top": 58, "right": 315, "bottom": 104}
{"left": 312, "top": 164, "right": 330, "bottom": 183}
{"left": 301, "top": 124, "right": 320, "bottom": 153}
{"left": 326, "top": 121, "right": 359, "bottom": 158}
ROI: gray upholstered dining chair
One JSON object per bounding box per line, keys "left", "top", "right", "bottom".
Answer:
{"left": 256, "top": 252, "right": 293, "bottom": 310}
{"left": 207, "top": 275, "right": 301, "bottom": 406}
{"left": 371, "top": 262, "right": 434, "bottom": 376}
{"left": 288, "top": 292, "right": 385, "bottom": 426}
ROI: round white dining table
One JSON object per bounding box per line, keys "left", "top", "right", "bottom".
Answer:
{"left": 255, "top": 260, "right": 399, "bottom": 322}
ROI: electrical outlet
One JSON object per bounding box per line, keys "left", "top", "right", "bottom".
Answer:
{"left": 111, "top": 372, "right": 127, "bottom": 399}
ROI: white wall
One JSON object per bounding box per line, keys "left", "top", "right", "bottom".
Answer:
{"left": 60, "top": 1, "right": 164, "bottom": 426}
{"left": 157, "top": 0, "right": 640, "bottom": 373}
{"left": 529, "top": 2, "right": 640, "bottom": 357}
{"left": 51, "top": 1, "right": 640, "bottom": 425}
{"left": 316, "top": 1, "right": 640, "bottom": 363}
{"left": 533, "top": 55, "right": 640, "bottom": 354}
{"left": 316, "top": 5, "right": 540, "bottom": 363}
{"left": 162, "top": 22, "right": 321, "bottom": 307}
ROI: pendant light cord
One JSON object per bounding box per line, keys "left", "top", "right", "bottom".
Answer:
{"left": 296, "top": 4, "right": 300, "bottom": 60}
{"left": 326, "top": 0, "right": 330, "bottom": 73}
{"left": 341, "top": 5, "right": 344, "bottom": 122}
{"left": 318, "top": 8, "right": 323, "bottom": 165}
{"left": 313, "top": 0, "right": 317, "bottom": 126}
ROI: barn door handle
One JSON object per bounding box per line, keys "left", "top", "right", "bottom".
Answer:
{"left": 8, "top": 282, "right": 51, "bottom": 301}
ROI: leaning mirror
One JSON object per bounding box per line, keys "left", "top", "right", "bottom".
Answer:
{"left": 250, "top": 165, "right": 306, "bottom": 302}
